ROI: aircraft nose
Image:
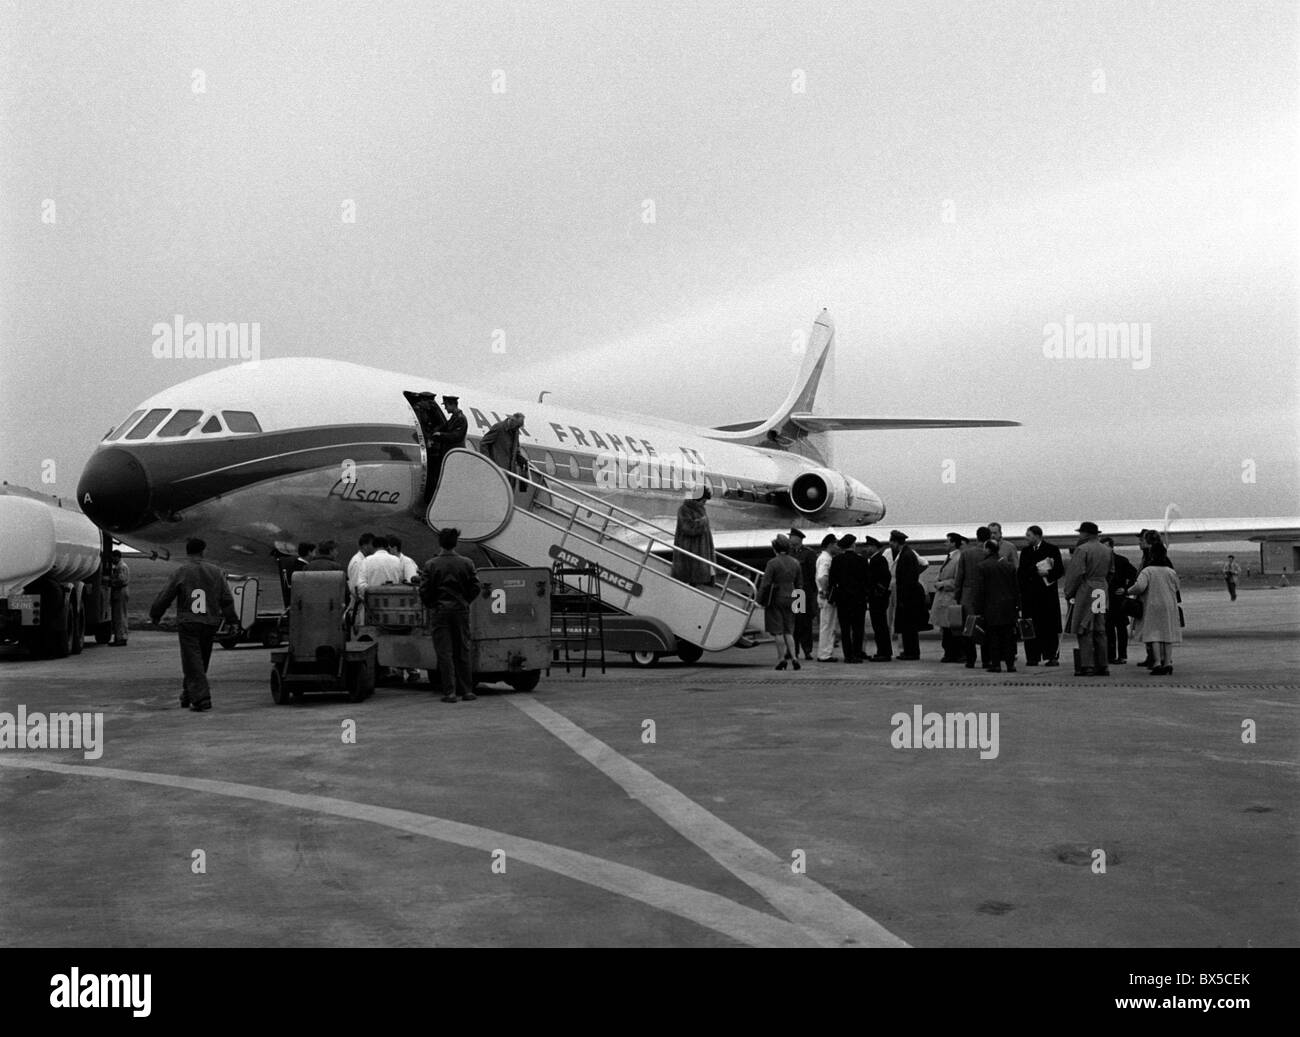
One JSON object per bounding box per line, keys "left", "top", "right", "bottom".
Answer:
{"left": 77, "top": 447, "right": 151, "bottom": 532}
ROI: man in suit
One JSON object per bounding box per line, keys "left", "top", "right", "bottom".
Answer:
{"left": 1101, "top": 536, "right": 1137, "bottom": 664}
{"left": 890, "top": 530, "right": 929, "bottom": 659}
{"left": 864, "top": 536, "right": 893, "bottom": 660}
{"left": 952, "top": 526, "right": 991, "bottom": 669}
{"left": 975, "top": 539, "right": 1020, "bottom": 672}
{"left": 828, "top": 534, "right": 869, "bottom": 662}
{"left": 1062, "top": 521, "right": 1115, "bottom": 676}
{"left": 1018, "top": 524, "right": 1064, "bottom": 666}
{"left": 788, "top": 529, "right": 819, "bottom": 661}
{"left": 987, "top": 522, "right": 1019, "bottom": 568}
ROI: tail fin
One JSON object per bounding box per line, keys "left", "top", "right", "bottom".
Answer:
{"left": 707, "top": 310, "right": 836, "bottom": 447}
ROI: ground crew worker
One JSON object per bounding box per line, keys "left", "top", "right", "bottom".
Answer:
{"left": 305, "top": 540, "right": 342, "bottom": 571}
{"left": 421, "top": 527, "right": 481, "bottom": 703}
{"left": 108, "top": 549, "right": 130, "bottom": 646}
{"left": 148, "top": 537, "right": 238, "bottom": 711}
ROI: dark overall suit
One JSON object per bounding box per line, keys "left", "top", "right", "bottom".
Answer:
{"left": 421, "top": 548, "right": 482, "bottom": 699}
{"left": 149, "top": 558, "right": 239, "bottom": 708}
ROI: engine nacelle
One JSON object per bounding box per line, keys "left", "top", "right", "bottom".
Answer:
{"left": 789, "top": 468, "right": 886, "bottom": 526}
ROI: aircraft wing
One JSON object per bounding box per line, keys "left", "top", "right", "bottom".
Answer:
{"left": 787, "top": 415, "right": 1021, "bottom": 431}
{"left": 712, "top": 516, "right": 1300, "bottom": 557}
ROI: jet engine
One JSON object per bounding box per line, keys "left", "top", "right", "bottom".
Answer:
{"left": 788, "top": 468, "right": 886, "bottom": 526}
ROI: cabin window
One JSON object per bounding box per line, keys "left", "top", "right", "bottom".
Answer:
{"left": 544, "top": 452, "right": 557, "bottom": 477}
{"left": 157, "top": 409, "right": 204, "bottom": 438}
{"left": 222, "top": 410, "right": 262, "bottom": 434}
{"left": 124, "top": 409, "right": 172, "bottom": 440}
{"left": 201, "top": 415, "right": 224, "bottom": 434}
{"left": 105, "top": 410, "right": 145, "bottom": 442}
{"left": 567, "top": 455, "right": 580, "bottom": 480}
{"left": 717, "top": 477, "right": 729, "bottom": 496}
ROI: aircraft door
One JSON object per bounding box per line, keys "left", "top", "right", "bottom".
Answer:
{"left": 403, "top": 391, "right": 449, "bottom": 509}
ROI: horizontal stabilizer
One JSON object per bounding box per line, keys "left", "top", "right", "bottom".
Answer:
{"left": 789, "top": 415, "right": 1021, "bottom": 432}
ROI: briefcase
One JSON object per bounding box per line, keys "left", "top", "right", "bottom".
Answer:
{"left": 1016, "top": 618, "right": 1036, "bottom": 641}
{"left": 962, "top": 615, "right": 985, "bottom": 643}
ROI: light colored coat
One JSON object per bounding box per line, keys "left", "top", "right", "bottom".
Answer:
{"left": 928, "top": 550, "right": 961, "bottom": 628}
{"left": 1130, "top": 565, "right": 1182, "bottom": 643}
{"left": 1061, "top": 536, "right": 1113, "bottom": 635}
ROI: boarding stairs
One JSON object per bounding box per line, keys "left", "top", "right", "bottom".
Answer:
{"left": 424, "top": 448, "right": 759, "bottom": 653}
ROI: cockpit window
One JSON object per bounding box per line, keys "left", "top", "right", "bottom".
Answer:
{"left": 124, "top": 409, "right": 171, "bottom": 440}
{"left": 156, "top": 409, "right": 204, "bottom": 438}
{"left": 201, "top": 415, "right": 223, "bottom": 434}
{"left": 105, "top": 410, "right": 145, "bottom": 442}
{"left": 222, "top": 411, "right": 262, "bottom": 434}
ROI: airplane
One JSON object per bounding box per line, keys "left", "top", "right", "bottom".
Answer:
{"left": 76, "top": 310, "right": 1300, "bottom": 585}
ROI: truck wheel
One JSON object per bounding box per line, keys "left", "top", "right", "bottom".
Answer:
{"left": 630, "top": 650, "right": 659, "bottom": 668}
{"left": 69, "top": 598, "right": 85, "bottom": 655}
{"left": 675, "top": 640, "right": 704, "bottom": 664}
{"left": 37, "top": 580, "right": 70, "bottom": 659}
{"left": 218, "top": 636, "right": 240, "bottom": 650}
{"left": 270, "top": 669, "right": 292, "bottom": 705}
{"left": 506, "top": 671, "right": 541, "bottom": 692}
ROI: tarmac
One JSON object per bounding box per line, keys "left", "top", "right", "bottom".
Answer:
{"left": 1, "top": 586, "right": 1296, "bottom": 947}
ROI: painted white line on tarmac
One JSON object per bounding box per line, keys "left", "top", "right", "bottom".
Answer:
{"left": 510, "top": 696, "right": 910, "bottom": 948}
{"left": 0, "top": 755, "right": 821, "bottom": 948}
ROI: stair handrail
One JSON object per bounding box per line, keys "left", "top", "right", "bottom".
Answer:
{"left": 521, "top": 461, "right": 764, "bottom": 584}
{"left": 500, "top": 463, "right": 758, "bottom": 604}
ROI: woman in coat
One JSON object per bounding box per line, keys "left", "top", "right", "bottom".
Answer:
{"left": 670, "top": 488, "right": 716, "bottom": 585}
{"left": 758, "top": 535, "right": 803, "bottom": 670}
{"left": 928, "top": 533, "right": 965, "bottom": 661}
{"left": 1122, "top": 546, "right": 1181, "bottom": 675}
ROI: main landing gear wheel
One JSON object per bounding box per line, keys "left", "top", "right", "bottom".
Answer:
{"left": 630, "top": 650, "right": 660, "bottom": 668}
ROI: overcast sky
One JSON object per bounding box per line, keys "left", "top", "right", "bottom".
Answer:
{"left": 1, "top": 0, "right": 1295, "bottom": 525}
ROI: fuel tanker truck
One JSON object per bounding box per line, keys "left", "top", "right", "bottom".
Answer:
{"left": 0, "top": 485, "right": 111, "bottom": 657}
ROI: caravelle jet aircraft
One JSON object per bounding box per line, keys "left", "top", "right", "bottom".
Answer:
{"left": 77, "top": 311, "right": 1300, "bottom": 582}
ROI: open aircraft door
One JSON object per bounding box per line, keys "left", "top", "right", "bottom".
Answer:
{"left": 402, "top": 391, "right": 450, "bottom": 510}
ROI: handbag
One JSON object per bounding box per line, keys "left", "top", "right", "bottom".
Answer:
{"left": 1016, "top": 617, "right": 1036, "bottom": 640}
{"left": 1120, "top": 595, "right": 1143, "bottom": 620}
{"left": 1178, "top": 606, "right": 1185, "bottom": 628}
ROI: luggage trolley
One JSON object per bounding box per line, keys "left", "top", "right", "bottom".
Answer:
{"left": 268, "top": 571, "right": 377, "bottom": 704}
